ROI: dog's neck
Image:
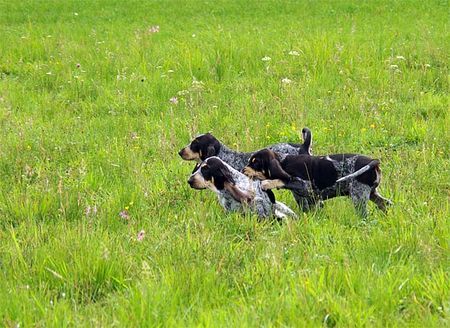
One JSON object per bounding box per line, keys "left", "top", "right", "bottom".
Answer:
{"left": 217, "top": 144, "right": 253, "bottom": 171}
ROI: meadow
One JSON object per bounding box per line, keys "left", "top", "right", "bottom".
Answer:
{"left": 0, "top": 0, "right": 448, "bottom": 326}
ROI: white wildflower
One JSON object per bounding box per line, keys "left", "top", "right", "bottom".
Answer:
{"left": 261, "top": 56, "right": 271, "bottom": 62}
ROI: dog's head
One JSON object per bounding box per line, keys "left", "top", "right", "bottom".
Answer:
{"left": 242, "top": 149, "right": 279, "bottom": 180}
{"left": 178, "top": 133, "right": 221, "bottom": 162}
{"left": 188, "top": 157, "right": 253, "bottom": 203}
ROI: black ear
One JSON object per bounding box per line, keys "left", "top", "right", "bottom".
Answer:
{"left": 268, "top": 159, "right": 292, "bottom": 182}
{"left": 212, "top": 164, "right": 234, "bottom": 190}
{"left": 206, "top": 145, "right": 217, "bottom": 157}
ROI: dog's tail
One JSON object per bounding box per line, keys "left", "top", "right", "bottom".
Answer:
{"left": 301, "top": 127, "right": 312, "bottom": 155}
{"left": 336, "top": 159, "right": 380, "bottom": 183}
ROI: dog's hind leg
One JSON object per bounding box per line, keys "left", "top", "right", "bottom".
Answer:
{"left": 370, "top": 190, "right": 393, "bottom": 213}
{"left": 350, "top": 184, "right": 372, "bottom": 218}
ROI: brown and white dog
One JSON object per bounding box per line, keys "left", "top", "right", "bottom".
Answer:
{"left": 242, "top": 149, "right": 392, "bottom": 217}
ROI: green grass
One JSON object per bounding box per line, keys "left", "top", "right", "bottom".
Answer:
{"left": 0, "top": 0, "right": 448, "bottom": 326}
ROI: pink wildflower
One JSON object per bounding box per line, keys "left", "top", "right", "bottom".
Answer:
{"left": 137, "top": 230, "right": 145, "bottom": 241}
{"left": 119, "top": 209, "right": 130, "bottom": 220}
{"left": 169, "top": 96, "right": 178, "bottom": 105}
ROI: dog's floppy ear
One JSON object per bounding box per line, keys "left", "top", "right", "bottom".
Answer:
{"left": 206, "top": 145, "right": 217, "bottom": 158}
{"left": 268, "top": 159, "right": 292, "bottom": 182}
{"left": 212, "top": 163, "right": 235, "bottom": 190}
{"left": 224, "top": 182, "right": 253, "bottom": 204}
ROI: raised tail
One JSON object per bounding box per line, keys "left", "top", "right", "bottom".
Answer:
{"left": 336, "top": 159, "right": 380, "bottom": 183}
{"left": 301, "top": 127, "right": 312, "bottom": 155}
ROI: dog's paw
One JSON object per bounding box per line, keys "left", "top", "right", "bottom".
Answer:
{"left": 261, "top": 180, "right": 272, "bottom": 191}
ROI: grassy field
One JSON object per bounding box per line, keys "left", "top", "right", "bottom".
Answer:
{"left": 0, "top": 0, "right": 448, "bottom": 326}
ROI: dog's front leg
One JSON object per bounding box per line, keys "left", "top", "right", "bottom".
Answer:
{"left": 261, "top": 179, "right": 286, "bottom": 190}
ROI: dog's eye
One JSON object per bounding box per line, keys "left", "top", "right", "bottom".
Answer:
{"left": 201, "top": 167, "right": 212, "bottom": 180}
{"left": 190, "top": 140, "right": 200, "bottom": 151}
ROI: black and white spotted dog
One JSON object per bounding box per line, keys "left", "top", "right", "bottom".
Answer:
{"left": 179, "top": 129, "right": 312, "bottom": 209}
{"left": 242, "top": 149, "right": 393, "bottom": 217}
{"left": 188, "top": 157, "right": 298, "bottom": 220}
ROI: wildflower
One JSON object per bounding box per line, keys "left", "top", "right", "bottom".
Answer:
{"left": 137, "top": 230, "right": 145, "bottom": 241}
{"left": 288, "top": 50, "right": 300, "bottom": 56}
{"left": 370, "top": 124, "right": 376, "bottom": 129}
{"left": 261, "top": 56, "right": 271, "bottom": 62}
{"left": 76, "top": 63, "right": 81, "bottom": 68}
{"left": 191, "top": 79, "right": 205, "bottom": 91}
{"left": 130, "top": 132, "right": 139, "bottom": 139}
{"left": 74, "top": 12, "right": 79, "bottom": 16}
{"left": 149, "top": 25, "right": 160, "bottom": 33}
{"left": 85, "top": 205, "right": 97, "bottom": 216}
{"left": 169, "top": 96, "right": 178, "bottom": 105}
{"left": 177, "top": 89, "right": 189, "bottom": 96}
{"left": 192, "top": 34, "right": 196, "bottom": 38}
{"left": 119, "top": 209, "right": 130, "bottom": 220}
{"left": 389, "top": 64, "right": 398, "bottom": 70}
{"left": 396, "top": 55, "right": 405, "bottom": 60}
{"left": 281, "top": 77, "right": 292, "bottom": 84}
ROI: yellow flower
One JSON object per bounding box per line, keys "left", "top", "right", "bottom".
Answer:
{"left": 370, "top": 124, "right": 376, "bottom": 129}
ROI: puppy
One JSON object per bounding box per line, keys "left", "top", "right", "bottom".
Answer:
{"left": 188, "top": 157, "right": 297, "bottom": 220}
{"left": 243, "top": 149, "right": 392, "bottom": 217}
{"left": 180, "top": 129, "right": 312, "bottom": 210}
